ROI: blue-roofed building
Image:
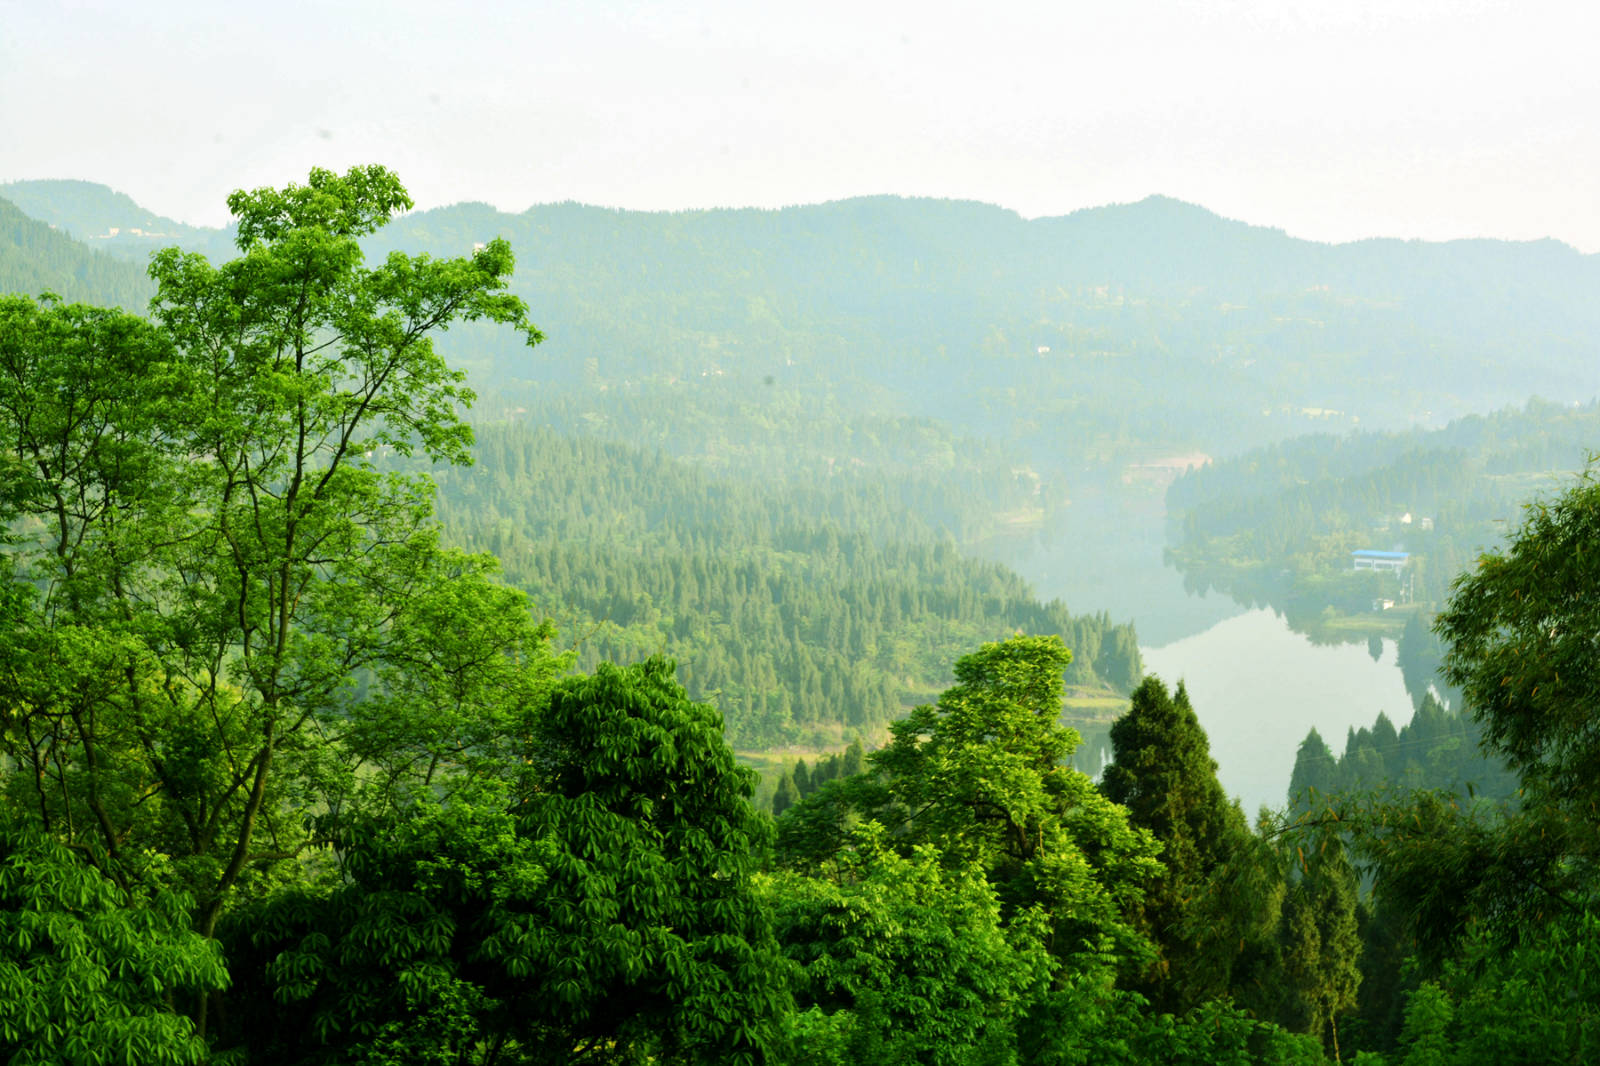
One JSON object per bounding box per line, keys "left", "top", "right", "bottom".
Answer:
{"left": 1352, "top": 549, "right": 1409, "bottom": 573}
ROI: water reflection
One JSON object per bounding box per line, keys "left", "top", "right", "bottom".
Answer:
{"left": 981, "top": 486, "right": 1416, "bottom": 812}
{"left": 1142, "top": 608, "right": 1415, "bottom": 815}
{"left": 975, "top": 482, "right": 1242, "bottom": 646}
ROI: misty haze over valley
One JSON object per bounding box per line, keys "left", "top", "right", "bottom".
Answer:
{"left": 5, "top": 3, "right": 1599, "bottom": 1060}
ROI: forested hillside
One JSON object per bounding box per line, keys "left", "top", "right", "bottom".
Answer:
{"left": 0, "top": 195, "right": 154, "bottom": 309}
{"left": 1, "top": 179, "right": 1139, "bottom": 754}
{"left": 0, "top": 179, "right": 231, "bottom": 258}
{"left": 1166, "top": 398, "right": 1600, "bottom": 632}
{"left": 429, "top": 424, "right": 1139, "bottom": 748}
{"left": 368, "top": 194, "right": 1600, "bottom": 445}
{"left": 11, "top": 181, "right": 1600, "bottom": 478}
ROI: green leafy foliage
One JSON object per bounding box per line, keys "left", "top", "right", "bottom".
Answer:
{"left": 223, "top": 788, "right": 546, "bottom": 1065}
{"left": 869, "top": 636, "right": 1162, "bottom": 967}
{"left": 1358, "top": 791, "right": 1580, "bottom": 968}
{"left": 0, "top": 167, "right": 552, "bottom": 945}
{"left": 1436, "top": 463, "right": 1600, "bottom": 806}
{"left": 0, "top": 821, "right": 227, "bottom": 1065}
{"left": 764, "top": 826, "right": 1050, "bottom": 1066}
{"left": 230, "top": 659, "right": 789, "bottom": 1065}
{"left": 1302, "top": 781, "right": 1586, "bottom": 1055}
{"left": 344, "top": 556, "right": 566, "bottom": 805}
{"left": 778, "top": 636, "right": 1163, "bottom": 986}
{"left": 501, "top": 658, "right": 791, "bottom": 1063}
{"left": 20, "top": 166, "right": 1598, "bottom": 1066}
{"left": 1020, "top": 977, "right": 1328, "bottom": 1066}
{"left": 1273, "top": 836, "right": 1362, "bottom": 1060}
{"left": 1319, "top": 464, "right": 1600, "bottom": 1060}
{"left": 768, "top": 639, "right": 1334, "bottom": 1066}
{"left": 1384, "top": 907, "right": 1600, "bottom": 1065}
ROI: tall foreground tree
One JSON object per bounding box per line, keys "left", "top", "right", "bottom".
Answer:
{"left": 0, "top": 166, "right": 550, "bottom": 941}
{"left": 773, "top": 636, "right": 1165, "bottom": 1062}
{"left": 225, "top": 659, "right": 789, "bottom": 1065}
{"left": 1362, "top": 464, "right": 1600, "bottom": 965}
{"left": 1272, "top": 838, "right": 1360, "bottom": 1062}
{"left": 1100, "top": 677, "right": 1269, "bottom": 1013}
{"left": 1436, "top": 465, "right": 1600, "bottom": 807}
{"left": 855, "top": 635, "right": 1162, "bottom": 966}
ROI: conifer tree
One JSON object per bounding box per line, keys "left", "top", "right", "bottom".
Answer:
{"left": 1288, "top": 728, "right": 1338, "bottom": 808}
{"left": 1100, "top": 676, "right": 1266, "bottom": 1013}
{"left": 773, "top": 770, "right": 800, "bottom": 817}
{"left": 792, "top": 758, "right": 813, "bottom": 797}
{"left": 1274, "top": 838, "right": 1362, "bottom": 1061}
{"left": 1371, "top": 710, "right": 1399, "bottom": 751}
{"left": 841, "top": 737, "right": 867, "bottom": 777}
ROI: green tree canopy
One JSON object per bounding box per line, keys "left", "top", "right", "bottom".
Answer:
{"left": 860, "top": 636, "right": 1162, "bottom": 969}
{"left": 0, "top": 821, "right": 228, "bottom": 1065}
{"left": 763, "top": 824, "right": 1051, "bottom": 1066}
{"left": 0, "top": 166, "right": 553, "bottom": 944}
{"left": 1383, "top": 905, "right": 1600, "bottom": 1066}
{"left": 1273, "top": 836, "right": 1362, "bottom": 1061}
{"left": 1436, "top": 466, "right": 1600, "bottom": 805}
{"left": 228, "top": 659, "right": 789, "bottom": 1065}
{"left": 506, "top": 658, "right": 791, "bottom": 1064}
{"left": 220, "top": 787, "right": 550, "bottom": 1065}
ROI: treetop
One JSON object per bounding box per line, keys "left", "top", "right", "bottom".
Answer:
{"left": 228, "top": 165, "right": 414, "bottom": 250}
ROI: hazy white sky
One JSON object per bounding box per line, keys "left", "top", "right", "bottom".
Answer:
{"left": 4, "top": 0, "right": 1597, "bottom": 250}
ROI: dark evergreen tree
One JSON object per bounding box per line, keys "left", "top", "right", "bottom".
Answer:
{"left": 1273, "top": 838, "right": 1362, "bottom": 1062}
{"left": 772, "top": 770, "right": 800, "bottom": 817}
{"left": 1371, "top": 710, "right": 1398, "bottom": 751}
{"left": 1100, "top": 676, "right": 1265, "bottom": 1013}
{"left": 840, "top": 738, "right": 866, "bottom": 777}
{"left": 1288, "top": 728, "right": 1337, "bottom": 808}
{"left": 792, "top": 758, "right": 813, "bottom": 798}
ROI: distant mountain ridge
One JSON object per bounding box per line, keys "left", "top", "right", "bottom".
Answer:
{"left": 0, "top": 179, "right": 212, "bottom": 240}
{"left": 9, "top": 178, "right": 1591, "bottom": 274}
{"left": 0, "top": 195, "right": 154, "bottom": 309}
{"left": 6, "top": 180, "right": 1598, "bottom": 466}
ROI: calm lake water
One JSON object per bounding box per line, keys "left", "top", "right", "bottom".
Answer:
{"left": 982, "top": 485, "right": 1416, "bottom": 813}
{"left": 1141, "top": 608, "right": 1415, "bottom": 815}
